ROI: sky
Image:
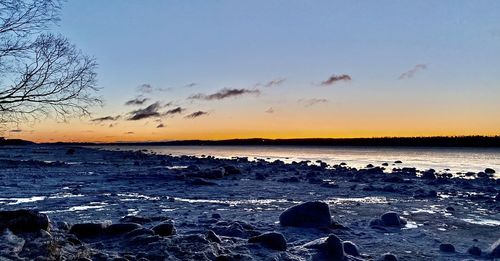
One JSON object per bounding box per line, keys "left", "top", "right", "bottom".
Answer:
{"left": 6, "top": 0, "right": 500, "bottom": 142}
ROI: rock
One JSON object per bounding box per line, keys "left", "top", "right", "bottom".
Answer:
{"left": 379, "top": 253, "right": 398, "bottom": 261}
{"left": 211, "top": 213, "right": 221, "bottom": 219}
{"left": 382, "top": 162, "right": 389, "bottom": 166}
{"left": 495, "top": 193, "right": 500, "bottom": 201}
{"left": 394, "top": 160, "right": 402, "bottom": 164}
{"left": 70, "top": 222, "right": 109, "bottom": 238}
{"left": 467, "top": 246, "right": 481, "bottom": 256}
{"left": 439, "top": 243, "right": 455, "bottom": 252}
{"left": 0, "top": 209, "right": 50, "bottom": 234}
{"left": 343, "top": 241, "right": 360, "bottom": 256}
{"left": 380, "top": 212, "right": 406, "bottom": 227}
{"left": 206, "top": 230, "right": 222, "bottom": 243}
{"left": 255, "top": 173, "right": 266, "bottom": 180}
{"left": 485, "top": 168, "right": 496, "bottom": 174}
{"left": 223, "top": 165, "right": 241, "bottom": 175}
{"left": 248, "top": 232, "right": 287, "bottom": 251}
{"left": 152, "top": 222, "right": 176, "bottom": 236}
{"left": 325, "top": 234, "right": 345, "bottom": 260}
{"left": 56, "top": 221, "right": 70, "bottom": 231}
{"left": 488, "top": 238, "right": 500, "bottom": 258}
{"left": 279, "top": 201, "right": 332, "bottom": 228}
{"left": 421, "top": 171, "right": 436, "bottom": 180}
{"left": 104, "top": 223, "right": 142, "bottom": 236}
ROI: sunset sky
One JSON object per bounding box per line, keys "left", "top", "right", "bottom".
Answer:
{"left": 7, "top": 0, "right": 500, "bottom": 142}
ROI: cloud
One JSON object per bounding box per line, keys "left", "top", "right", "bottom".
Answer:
{"left": 127, "top": 102, "right": 161, "bottom": 121}
{"left": 257, "top": 78, "right": 286, "bottom": 88}
{"left": 184, "top": 82, "right": 198, "bottom": 88}
{"left": 156, "top": 123, "right": 165, "bottom": 128}
{"left": 399, "top": 64, "right": 427, "bottom": 79}
{"left": 91, "top": 115, "right": 121, "bottom": 122}
{"left": 185, "top": 111, "right": 209, "bottom": 119}
{"left": 320, "top": 74, "right": 352, "bottom": 86}
{"left": 188, "top": 88, "right": 260, "bottom": 101}
{"left": 265, "top": 107, "right": 274, "bottom": 114}
{"left": 9, "top": 129, "right": 22, "bottom": 133}
{"left": 299, "top": 98, "right": 328, "bottom": 107}
{"left": 164, "top": 106, "right": 185, "bottom": 116}
{"left": 137, "top": 83, "right": 154, "bottom": 93}
{"left": 125, "top": 132, "right": 134, "bottom": 135}
{"left": 125, "top": 97, "right": 149, "bottom": 106}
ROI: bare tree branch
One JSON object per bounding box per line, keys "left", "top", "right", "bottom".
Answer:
{"left": 0, "top": 0, "right": 100, "bottom": 128}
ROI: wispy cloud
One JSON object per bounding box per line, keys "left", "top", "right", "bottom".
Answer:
{"left": 164, "top": 106, "right": 185, "bottom": 116}
{"left": 299, "top": 98, "right": 328, "bottom": 107}
{"left": 9, "top": 129, "right": 22, "bottom": 133}
{"left": 184, "top": 82, "right": 198, "bottom": 88}
{"left": 265, "top": 107, "right": 274, "bottom": 114}
{"left": 125, "top": 131, "right": 135, "bottom": 135}
{"left": 91, "top": 115, "right": 121, "bottom": 122}
{"left": 399, "top": 64, "right": 427, "bottom": 79}
{"left": 188, "top": 88, "right": 260, "bottom": 101}
{"left": 320, "top": 74, "right": 352, "bottom": 86}
{"left": 137, "top": 83, "right": 154, "bottom": 93}
{"left": 127, "top": 102, "right": 161, "bottom": 121}
{"left": 185, "top": 111, "right": 209, "bottom": 119}
{"left": 125, "top": 97, "right": 149, "bottom": 106}
{"left": 257, "top": 78, "right": 286, "bottom": 88}
{"left": 156, "top": 123, "right": 165, "bottom": 128}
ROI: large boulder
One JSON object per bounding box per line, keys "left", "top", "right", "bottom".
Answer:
{"left": 0, "top": 209, "right": 50, "bottom": 234}
{"left": 279, "top": 201, "right": 332, "bottom": 228}
{"left": 248, "top": 232, "right": 287, "bottom": 251}
{"left": 370, "top": 212, "right": 407, "bottom": 228}
{"left": 104, "top": 223, "right": 142, "bottom": 236}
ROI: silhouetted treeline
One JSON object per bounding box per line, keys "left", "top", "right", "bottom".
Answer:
{"left": 55, "top": 136, "right": 500, "bottom": 148}
{"left": 0, "top": 137, "right": 34, "bottom": 146}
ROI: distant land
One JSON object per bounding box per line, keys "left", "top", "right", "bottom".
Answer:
{"left": 32, "top": 136, "right": 500, "bottom": 148}
{"left": 0, "top": 137, "right": 35, "bottom": 146}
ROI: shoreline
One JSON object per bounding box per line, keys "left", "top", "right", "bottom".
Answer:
{"left": 0, "top": 145, "right": 499, "bottom": 260}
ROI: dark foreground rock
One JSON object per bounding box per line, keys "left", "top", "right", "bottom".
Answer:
{"left": 489, "top": 238, "right": 500, "bottom": 258}
{"left": 0, "top": 210, "right": 50, "bottom": 234}
{"left": 279, "top": 201, "right": 332, "bottom": 228}
{"left": 248, "top": 232, "right": 287, "bottom": 251}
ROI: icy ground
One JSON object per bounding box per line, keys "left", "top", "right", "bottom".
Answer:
{"left": 0, "top": 145, "right": 499, "bottom": 260}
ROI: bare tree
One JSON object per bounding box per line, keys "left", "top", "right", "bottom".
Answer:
{"left": 0, "top": 0, "right": 100, "bottom": 125}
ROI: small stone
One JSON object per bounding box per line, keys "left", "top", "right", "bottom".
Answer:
{"left": 325, "top": 234, "right": 345, "bottom": 259}
{"left": 248, "top": 232, "right": 287, "bottom": 251}
{"left": 279, "top": 201, "right": 332, "bottom": 228}
{"left": 379, "top": 253, "right": 398, "bottom": 261}
{"left": 467, "top": 246, "right": 481, "bottom": 256}
{"left": 152, "top": 222, "right": 176, "bottom": 236}
{"left": 380, "top": 212, "right": 405, "bottom": 227}
{"left": 105, "top": 223, "right": 142, "bottom": 236}
{"left": 343, "top": 241, "right": 360, "bottom": 256}
{"left": 484, "top": 168, "right": 496, "bottom": 174}
{"left": 439, "top": 243, "right": 455, "bottom": 252}
{"left": 394, "top": 160, "right": 403, "bottom": 164}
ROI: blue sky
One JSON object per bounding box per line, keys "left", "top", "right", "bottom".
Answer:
{"left": 15, "top": 0, "right": 500, "bottom": 141}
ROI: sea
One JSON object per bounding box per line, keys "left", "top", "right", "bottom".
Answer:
{"left": 102, "top": 145, "right": 500, "bottom": 176}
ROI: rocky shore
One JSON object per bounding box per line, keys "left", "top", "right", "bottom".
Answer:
{"left": 0, "top": 145, "right": 499, "bottom": 260}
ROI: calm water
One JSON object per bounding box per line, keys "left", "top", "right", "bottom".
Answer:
{"left": 103, "top": 145, "right": 500, "bottom": 175}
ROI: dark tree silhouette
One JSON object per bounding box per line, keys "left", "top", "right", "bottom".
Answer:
{"left": 0, "top": 0, "right": 100, "bottom": 125}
